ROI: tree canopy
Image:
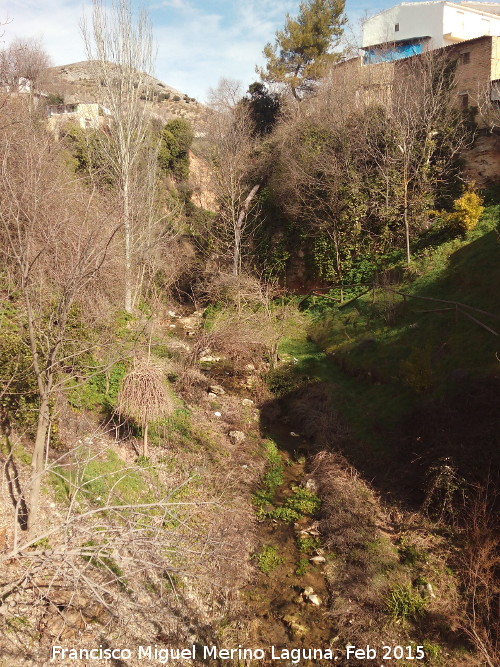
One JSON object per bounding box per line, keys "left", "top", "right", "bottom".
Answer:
{"left": 258, "top": 0, "right": 346, "bottom": 100}
{"left": 243, "top": 82, "right": 281, "bottom": 136}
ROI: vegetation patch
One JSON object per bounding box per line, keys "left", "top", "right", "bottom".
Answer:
{"left": 385, "top": 584, "right": 427, "bottom": 623}
{"left": 268, "top": 486, "right": 321, "bottom": 523}
{"left": 254, "top": 545, "right": 285, "bottom": 575}
{"left": 253, "top": 439, "right": 284, "bottom": 512}
{"left": 50, "top": 448, "right": 151, "bottom": 506}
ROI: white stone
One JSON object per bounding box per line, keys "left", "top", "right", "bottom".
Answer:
{"left": 214, "top": 412, "right": 222, "bottom": 417}
{"left": 306, "top": 594, "right": 322, "bottom": 606}
{"left": 229, "top": 431, "right": 246, "bottom": 444}
{"left": 309, "top": 556, "right": 326, "bottom": 564}
{"left": 242, "top": 398, "right": 254, "bottom": 406}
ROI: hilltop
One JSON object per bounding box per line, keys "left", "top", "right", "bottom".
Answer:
{"left": 44, "top": 61, "right": 206, "bottom": 127}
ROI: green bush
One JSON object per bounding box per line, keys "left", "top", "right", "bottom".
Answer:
{"left": 450, "top": 188, "right": 484, "bottom": 233}
{"left": 254, "top": 545, "right": 284, "bottom": 574}
{"left": 400, "top": 344, "right": 434, "bottom": 393}
{"left": 295, "top": 557, "right": 309, "bottom": 575}
{"left": 265, "top": 364, "right": 303, "bottom": 396}
{"left": 158, "top": 118, "right": 194, "bottom": 181}
{"left": 385, "top": 584, "right": 426, "bottom": 622}
{"left": 296, "top": 535, "right": 321, "bottom": 554}
{"left": 67, "top": 362, "right": 127, "bottom": 412}
{"left": 435, "top": 187, "right": 485, "bottom": 235}
{"left": 285, "top": 486, "right": 321, "bottom": 515}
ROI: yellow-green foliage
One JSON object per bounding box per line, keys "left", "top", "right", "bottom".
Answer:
{"left": 446, "top": 188, "right": 485, "bottom": 234}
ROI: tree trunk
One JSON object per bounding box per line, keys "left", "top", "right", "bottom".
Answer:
{"left": 403, "top": 174, "right": 411, "bottom": 266}
{"left": 27, "top": 393, "right": 50, "bottom": 534}
{"left": 143, "top": 421, "right": 149, "bottom": 458}
{"left": 123, "top": 173, "right": 133, "bottom": 313}
{"left": 233, "top": 183, "right": 261, "bottom": 276}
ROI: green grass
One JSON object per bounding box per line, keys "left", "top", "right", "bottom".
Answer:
{"left": 278, "top": 206, "right": 500, "bottom": 457}
{"left": 50, "top": 448, "right": 150, "bottom": 506}
{"left": 385, "top": 584, "right": 427, "bottom": 623}
{"left": 253, "top": 439, "right": 284, "bottom": 512}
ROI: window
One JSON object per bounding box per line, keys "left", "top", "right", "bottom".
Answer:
{"left": 459, "top": 93, "right": 469, "bottom": 109}
{"left": 395, "top": 23, "right": 400, "bottom": 32}
{"left": 460, "top": 51, "right": 470, "bottom": 65}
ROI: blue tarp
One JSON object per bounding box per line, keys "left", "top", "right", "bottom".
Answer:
{"left": 364, "top": 42, "right": 423, "bottom": 64}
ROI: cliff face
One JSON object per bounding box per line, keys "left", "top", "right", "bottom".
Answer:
{"left": 462, "top": 133, "right": 500, "bottom": 186}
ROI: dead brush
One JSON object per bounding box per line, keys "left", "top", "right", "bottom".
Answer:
{"left": 191, "top": 312, "right": 270, "bottom": 368}
{"left": 170, "top": 361, "right": 209, "bottom": 401}
{"left": 310, "top": 450, "right": 378, "bottom": 554}
{"left": 116, "top": 358, "right": 173, "bottom": 457}
{"left": 455, "top": 482, "right": 499, "bottom": 667}
{"left": 286, "top": 383, "right": 349, "bottom": 448}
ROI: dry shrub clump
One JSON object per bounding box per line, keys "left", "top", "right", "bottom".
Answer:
{"left": 205, "top": 312, "right": 271, "bottom": 365}
{"left": 285, "top": 383, "right": 349, "bottom": 448}
{"left": 310, "top": 450, "right": 379, "bottom": 557}
{"left": 309, "top": 450, "right": 400, "bottom": 644}
{"left": 455, "top": 483, "right": 499, "bottom": 667}
{"left": 117, "top": 358, "right": 173, "bottom": 456}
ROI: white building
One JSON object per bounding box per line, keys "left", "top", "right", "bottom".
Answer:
{"left": 362, "top": 1, "right": 500, "bottom": 62}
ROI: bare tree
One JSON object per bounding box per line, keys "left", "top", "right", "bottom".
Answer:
{"left": 202, "top": 79, "right": 263, "bottom": 276}
{"left": 0, "top": 101, "right": 117, "bottom": 533}
{"left": 379, "top": 51, "right": 472, "bottom": 264}
{"left": 0, "top": 37, "right": 51, "bottom": 90}
{"left": 82, "top": 0, "right": 164, "bottom": 312}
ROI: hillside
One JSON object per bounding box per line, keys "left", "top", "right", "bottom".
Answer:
{"left": 44, "top": 61, "right": 206, "bottom": 127}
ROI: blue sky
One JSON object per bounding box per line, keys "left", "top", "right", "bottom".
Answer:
{"left": 1, "top": 1, "right": 416, "bottom": 101}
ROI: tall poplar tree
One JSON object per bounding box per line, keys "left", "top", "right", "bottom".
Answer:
{"left": 258, "top": 0, "right": 346, "bottom": 100}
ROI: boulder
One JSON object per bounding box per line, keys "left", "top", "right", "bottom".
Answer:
{"left": 282, "top": 614, "right": 309, "bottom": 638}
{"left": 309, "top": 556, "right": 326, "bottom": 565}
{"left": 229, "top": 431, "right": 246, "bottom": 444}
{"left": 305, "top": 478, "right": 317, "bottom": 492}
{"left": 209, "top": 385, "right": 226, "bottom": 395}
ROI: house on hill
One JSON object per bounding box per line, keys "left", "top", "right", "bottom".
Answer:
{"left": 332, "top": 2, "right": 500, "bottom": 120}
{"left": 362, "top": 1, "right": 500, "bottom": 63}
{"left": 47, "top": 102, "right": 111, "bottom": 134}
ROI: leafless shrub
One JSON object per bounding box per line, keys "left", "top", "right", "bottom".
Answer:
{"left": 170, "top": 362, "right": 209, "bottom": 401}
{"left": 202, "top": 272, "right": 269, "bottom": 308}
{"left": 310, "top": 450, "right": 378, "bottom": 554}
{"left": 455, "top": 482, "right": 499, "bottom": 667}
{"left": 285, "top": 383, "right": 349, "bottom": 447}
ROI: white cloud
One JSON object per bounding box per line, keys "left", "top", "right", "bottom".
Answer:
{"left": 1, "top": 1, "right": 385, "bottom": 103}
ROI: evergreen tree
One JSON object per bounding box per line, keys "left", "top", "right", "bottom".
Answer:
{"left": 258, "top": 0, "right": 346, "bottom": 100}
{"left": 159, "top": 118, "right": 194, "bottom": 181}
{"left": 244, "top": 82, "right": 281, "bottom": 136}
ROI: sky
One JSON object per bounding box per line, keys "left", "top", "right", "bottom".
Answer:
{"left": 1, "top": 1, "right": 438, "bottom": 101}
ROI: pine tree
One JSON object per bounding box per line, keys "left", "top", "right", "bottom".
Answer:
{"left": 258, "top": 0, "right": 346, "bottom": 100}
